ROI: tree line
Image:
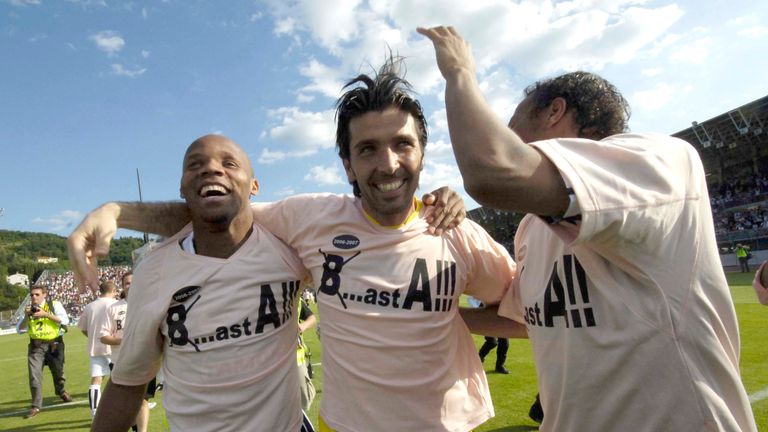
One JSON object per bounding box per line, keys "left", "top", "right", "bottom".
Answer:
{"left": 0, "top": 230, "right": 144, "bottom": 310}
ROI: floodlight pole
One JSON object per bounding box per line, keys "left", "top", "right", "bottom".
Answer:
{"left": 136, "top": 168, "right": 149, "bottom": 244}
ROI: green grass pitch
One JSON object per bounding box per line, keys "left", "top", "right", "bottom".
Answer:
{"left": 1, "top": 271, "right": 766, "bottom": 431}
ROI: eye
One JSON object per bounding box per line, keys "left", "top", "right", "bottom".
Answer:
{"left": 223, "top": 160, "right": 239, "bottom": 168}
{"left": 357, "top": 145, "right": 374, "bottom": 156}
{"left": 185, "top": 161, "right": 201, "bottom": 170}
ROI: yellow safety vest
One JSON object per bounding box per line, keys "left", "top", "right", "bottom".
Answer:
{"left": 28, "top": 301, "right": 61, "bottom": 341}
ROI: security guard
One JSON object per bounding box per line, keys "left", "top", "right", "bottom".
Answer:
{"left": 17, "top": 284, "right": 72, "bottom": 419}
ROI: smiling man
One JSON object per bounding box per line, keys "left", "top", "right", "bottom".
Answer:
{"left": 69, "top": 57, "right": 516, "bottom": 432}
{"left": 244, "top": 58, "right": 520, "bottom": 432}
{"left": 91, "top": 135, "right": 313, "bottom": 432}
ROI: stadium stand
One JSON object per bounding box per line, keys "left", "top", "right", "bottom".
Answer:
{"left": 673, "top": 94, "right": 768, "bottom": 261}
{"left": 13, "top": 266, "right": 131, "bottom": 326}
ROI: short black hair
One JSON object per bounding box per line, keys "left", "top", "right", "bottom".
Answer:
{"left": 525, "top": 71, "right": 630, "bottom": 140}
{"left": 335, "top": 56, "right": 428, "bottom": 197}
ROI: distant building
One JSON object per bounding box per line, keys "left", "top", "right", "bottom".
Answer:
{"left": 36, "top": 256, "right": 59, "bottom": 264}
{"left": 7, "top": 272, "right": 29, "bottom": 287}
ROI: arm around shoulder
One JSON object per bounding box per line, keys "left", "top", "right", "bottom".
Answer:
{"left": 459, "top": 305, "right": 528, "bottom": 338}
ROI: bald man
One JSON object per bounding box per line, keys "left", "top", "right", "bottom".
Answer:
{"left": 92, "top": 135, "right": 313, "bottom": 432}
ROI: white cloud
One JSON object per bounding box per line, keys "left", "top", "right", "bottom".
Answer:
{"left": 273, "top": 187, "right": 296, "bottom": 196}
{"left": 250, "top": 12, "right": 263, "bottom": 21}
{"left": 142, "top": 7, "right": 147, "bottom": 19}
{"left": 299, "top": 58, "right": 346, "bottom": 99}
{"left": 258, "top": 107, "right": 336, "bottom": 163}
{"left": 669, "top": 36, "right": 711, "bottom": 64}
{"left": 111, "top": 63, "right": 147, "bottom": 77}
{"left": 419, "top": 161, "right": 464, "bottom": 197}
{"left": 141, "top": 50, "right": 150, "bottom": 58}
{"left": 66, "top": 0, "right": 107, "bottom": 8}
{"left": 304, "top": 165, "right": 345, "bottom": 185}
{"left": 274, "top": 17, "right": 296, "bottom": 36}
{"left": 7, "top": 0, "right": 41, "bottom": 6}
{"left": 89, "top": 31, "right": 125, "bottom": 55}
{"left": 33, "top": 210, "right": 83, "bottom": 232}
{"left": 425, "top": 139, "right": 455, "bottom": 161}
{"left": 631, "top": 82, "right": 674, "bottom": 111}
{"left": 739, "top": 26, "right": 768, "bottom": 39}
{"left": 641, "top": 67, "right": 663, "bottom": 77}
{"left": 28, "top": 33, "right": 47, "bottom": 42}
{"left": 265, "top": 0, "right": 363, "bottom": 54}
{"left": 262, "top": 1, "right": 684, "bottom": 103}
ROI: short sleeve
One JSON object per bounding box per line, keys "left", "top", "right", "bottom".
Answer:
{"left": 454, "top": 220, "right": 516, "bottom": 305}
{"left": 111, "top": 255, "right": 165, "bottom": 386}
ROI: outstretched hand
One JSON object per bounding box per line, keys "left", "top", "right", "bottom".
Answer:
{"left": 422, "top": 186, "right": 467, "bottom": 236}
{"left": 416, "top": 26, "right": 476, "bottom": 81}
{"left": 67, "top": 203, "right": 121, "bottom": 293}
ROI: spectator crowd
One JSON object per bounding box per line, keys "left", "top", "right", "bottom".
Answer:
{"left": 33, "top": 266, "right": 131, "bottom": 319}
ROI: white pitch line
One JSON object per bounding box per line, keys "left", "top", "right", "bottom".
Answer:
{"left": 749, "top": 387, "right": 768, "bottom": 403}
{"left": 0, "top": 399, "right": 88, "bottom": 418}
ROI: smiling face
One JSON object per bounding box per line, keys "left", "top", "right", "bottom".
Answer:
{"left": 180, "top": 135, "right": 259, "bottom": 227}
{"left": 343, "top": 107, "right": 424, "bottom": 226}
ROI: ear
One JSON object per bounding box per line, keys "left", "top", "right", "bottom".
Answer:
{"left": 250, "top": 179, "right": 260, "bottom": 196}
{"left": 342, "top": 158, "right": 356, "bottom": 183}
{"left": 545, "top": 97, "right": 568, "bottom": 127}
{"left": 179, "top": 188, "right": 185, "bottom": 200}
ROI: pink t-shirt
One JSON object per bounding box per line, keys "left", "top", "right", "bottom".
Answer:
{"left": 98, "top": 298, "right": 127, "bottom": 360}
{"left": 253, "top": 195, "right": 516, "bottom": 432}
{"left": 78, "top": 296, "right": 117, "bottom": 357}
{"left": 499, "top": 133, "right": 756, "bottom": 432}
{"left": 111, "top": 223, "right": 309, "bottom": 432}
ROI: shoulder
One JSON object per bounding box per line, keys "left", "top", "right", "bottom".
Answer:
{"left": 253, "top": 193, "right": 351, "bottom": 211}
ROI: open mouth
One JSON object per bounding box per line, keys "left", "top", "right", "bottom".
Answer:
{"left": 375, "top": 179, "right": 405, "bottom": 193}
{"left": 198, "top": 184, "right": 230, "bottom": 198}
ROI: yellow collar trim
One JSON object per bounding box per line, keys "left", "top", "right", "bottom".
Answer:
{"left": 363, "top": 198, "right": 423, "bottom": 229}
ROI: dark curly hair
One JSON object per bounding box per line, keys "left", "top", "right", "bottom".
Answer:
{"left": 335, "top": 56, "right": 428, "bottom": 197}
{"left": 524, "top": 71, "right": 630, "bottom": 140}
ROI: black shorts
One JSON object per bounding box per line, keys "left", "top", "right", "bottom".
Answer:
{"left": 144, "top": 377, "right": 157, "bottom": 400}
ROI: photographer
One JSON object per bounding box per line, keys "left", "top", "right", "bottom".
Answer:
{"left": 16, "top": 285, "right": 72, "bottom": 419}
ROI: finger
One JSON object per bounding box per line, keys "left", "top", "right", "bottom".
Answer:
{"left": 430, "top": 206, "right": 449, "bottom": 231}
{"left": 67, "top": 234, "right": 92, "bottom": 293}
{"left": 421, "top": 193, "right": 436, "bottom": 206}
{"left": 93, "top": 229, "right": 115, "bottom": 257}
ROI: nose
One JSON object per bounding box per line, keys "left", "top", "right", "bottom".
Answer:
{"left": 378, "top": 147, "right": 400, "bottom": 175}
{"left": 200, "top": 159, "right": 224, "bottom": 176}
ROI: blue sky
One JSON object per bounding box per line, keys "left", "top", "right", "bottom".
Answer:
{"left": 1, "top": 0, "right": 767, "bottom": 236}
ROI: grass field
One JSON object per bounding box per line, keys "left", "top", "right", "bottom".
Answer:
{"left": 1, "top": 271, "right": 766, "bottom": 431}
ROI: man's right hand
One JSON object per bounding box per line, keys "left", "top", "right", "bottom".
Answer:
{"left": 67, "top": 203, "right": 122, "bottom": 293}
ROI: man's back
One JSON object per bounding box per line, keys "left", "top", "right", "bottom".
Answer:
{"left": 79, "top": 296, "right": 117, "bottom": 357}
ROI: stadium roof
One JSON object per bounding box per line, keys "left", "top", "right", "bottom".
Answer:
{"left": 672, "top": 95, "right": 768, "bottom": 179}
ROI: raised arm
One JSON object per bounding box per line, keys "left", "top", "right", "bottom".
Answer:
{"left": 417, "top": 26, "right": 568, "bottom": 216}
{"left": 67, "top": 201, "right": 190, "bottom": 292}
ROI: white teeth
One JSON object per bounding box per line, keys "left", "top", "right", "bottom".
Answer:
{"left": 377, "top": 180, "right": 403, "bottom": 192}
{"left": 199, "top": 184, "right": 228, "bottom": 196}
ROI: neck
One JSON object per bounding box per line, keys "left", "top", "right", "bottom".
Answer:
{"left": 191, "top": 211, "right": 254, "bottom": 258}
{"left": 361, "top": 198, "right": 417, "bottom": 227}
